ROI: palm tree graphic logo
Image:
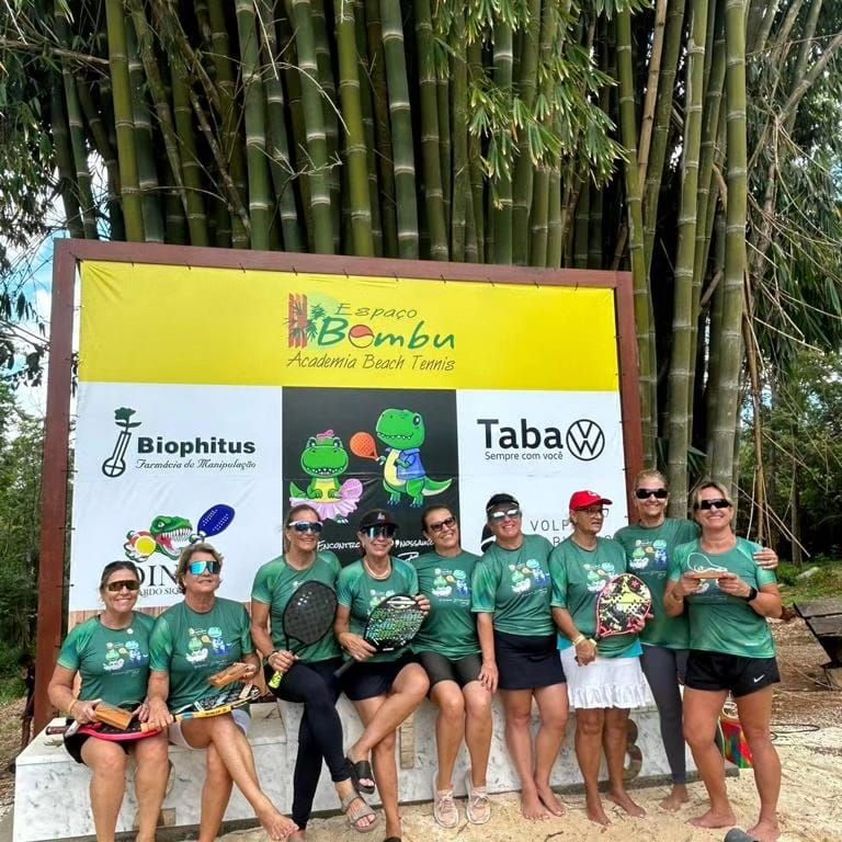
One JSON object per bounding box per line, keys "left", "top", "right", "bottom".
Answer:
{"left": 287, "top": 294, "right": 325, "bottom": 347}
{"left": 101, "top": 407, "right": 141, "bottom": 478}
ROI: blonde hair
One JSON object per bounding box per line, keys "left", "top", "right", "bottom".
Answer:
{"left": 690, "top": 478, "right": 733, "bottom": 510}
{"left": 634, "top": 468, "right": 668, "bottom": 490}
{"left": 175, "top": 542, "right": 224, "bottom": 594}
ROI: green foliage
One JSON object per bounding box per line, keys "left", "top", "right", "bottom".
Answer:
{"left": 777, "top": 559, "right": 842, "bottom": 603}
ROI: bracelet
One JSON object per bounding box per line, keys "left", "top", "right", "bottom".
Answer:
{"left": 572, "top": 634, "right": 586, "bottom": 646}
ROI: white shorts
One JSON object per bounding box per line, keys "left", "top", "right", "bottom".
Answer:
{"left": 560, "top": 646, "right": 652, "bottom": 710}
{"left": 167, "top": 708, "right": 251, "bottom": 749}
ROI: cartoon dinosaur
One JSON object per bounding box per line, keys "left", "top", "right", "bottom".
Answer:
{"left": 290, "top": 431, "right": 350, "bottom": 500}
{"left": 375, "top": 409, "right": 452, "bottom": 507}
{"left": 288, "top": 430, "right": 363, "bottom": 523}
{"left": 124, "top": 515, "right": 193, "bottom": 562}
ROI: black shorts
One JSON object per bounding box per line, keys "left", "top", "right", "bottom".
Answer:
{"left": 417, "top": 651, "right": 482, "bottom": 689}
{"left": 63, "top": 720, "right": 132, "bottom": 765}
{"left": 494, "top": 630, "right": 566, "bottom": 691}
{"left": 341, "top": 653, "right": 418, "bottom": 701}
{"left": 685, "top": 650, "right": 780, "bottom": 698}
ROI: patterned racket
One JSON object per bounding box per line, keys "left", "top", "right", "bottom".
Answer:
{"left": 334, "top": 593, "right": 425, "bottom": 678}
{"left": 190, "top": 504, "right": 235, "bottom": 541}
{"left": 141, "top": 682, "right": 261, "bottom": 730}
{"left": 50, "top": 704, "right": 162, "bottom": 741}
{"left": 595, "top": 573, "right": 652, "bottom": 639}
{"left": 268, "top": 581, "right": 338, "bottom": 689}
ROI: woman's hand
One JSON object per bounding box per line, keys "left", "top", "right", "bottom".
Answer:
{"left": 414, "top": 594, "right": 431, "bottom": 615}
{"left": 754, "top": 547, "right": 778, "bottom": 570}
{"left": 145, "top": 697, "right": 173, "bottom": 731}
{"left": 71, "top": 698, "right": 100, "bottom": 725}
{"left": 133, "top": 701, "right": 150, "bottom": 723}
{"left": 677, "top": 573, "right": 703, "bottom": 597}
{"left": 716, "top": 572, "right": 752, "bottom": 598}
{"left": 575, "top": 638, "right": 597, "bottom": 666}
{"left": 268, "top": 650, "right": 296, "bottom": 674}
{"left": 478, "top": 659, "right": 498, "bottom": 693}
{"left": 339, "top": 632, "right": 377, "bottom": 662}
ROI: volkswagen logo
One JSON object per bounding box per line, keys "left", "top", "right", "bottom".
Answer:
{"left": 566, "top": 419, "right": 605, "bottom": 461}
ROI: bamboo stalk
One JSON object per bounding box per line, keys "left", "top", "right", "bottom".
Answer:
{"left": 573, "top": 183, "right": 591, "bottom": 269}
{"left": 235, "top": 0, "right": 272, "bottom": 250}
{"left": 335, "top": 0, "right": 374, "bottom": 256}
{"left": 547, "top": 167, "right": 562, "bottom": 268}
{"left": 50, "top": 73, "right": 84, "bottom": 239}
{"left": 492, "top": 18, "right": 514, "bottom": 264}
{"left": 450, "top": 12, "right": 468, "bottom": 263}
{"left": 666, "top": 0, "right": 710, "bottom": 511}
{"left": 414, "top": 0, "right": 447, "bottom": 260}
{"left": 637, "top": 0, "right": 667, "bottom": 186}
{"left": 379, "top": 0, "right": 419, "bottom": 258}
{"left": 104, "top": 0, "right": 144, "bottom": 241}
{"left": 468, "top": 39, "right": 484, "bottom": 264}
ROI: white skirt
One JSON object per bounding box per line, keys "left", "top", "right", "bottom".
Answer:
{"left": 560, "top": 646, "right": 653, "bottom": 710}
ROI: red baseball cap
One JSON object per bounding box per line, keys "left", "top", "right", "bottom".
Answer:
{"left": 569, "top": 490, "right": 613, "bottom": 511}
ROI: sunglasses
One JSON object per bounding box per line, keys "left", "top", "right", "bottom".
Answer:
{"left": 188, "top": 559, "right": 222, "bottom": 576}
{"left": 363, "top": 525, "right": 396, "bottom": 539}
{"left": 696, "top": 498, "right": 732, "bottom": 511}
{"left": 488, "top": 508, "right": 522, "bottom": 523}
{"left": 106, "top": 580, "right": 140, "bottom": 593}
{"left": 635, "top": 488, "right": 668, "bottom": 500}
{"left": 289, "top": 520, "right": 323, "bottom": 534}
{"left": 428, "top": 516, "right": 456, "bottom": 534}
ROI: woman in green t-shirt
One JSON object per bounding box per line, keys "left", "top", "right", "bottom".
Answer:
{"left": 250, "top": 504, "right": 376, "bottom": 835}
{"left": 665, "top": 480, "right": 782, "bottom": 842}
{"left": 551, "top": 490, "right": 650, "bottom": 826}
{"left": 336, "top": 509, "right": 430, "bottom": 842}
{"left": 471, "top": 492, "right": 567, "bottom": 821}
{"left": 47, "top": 561, "right": 169, "bottom": 842}
{"left": 414, "top": 505, "right": 493, "bottom": 828}
{"left": 145, "top": 542, "right": 297, "bottom": 842}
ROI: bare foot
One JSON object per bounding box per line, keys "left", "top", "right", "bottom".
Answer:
{"left": 521, "top": 790, "right": 550, "bottom": 820}
{"left": 535, "top": 782, "right": 566, "bottom": 816}
{"left": 689, "top": 807, "right": 737, "bottom": 829}
{"left": 659, "top": 784, "right": 689, "bottom": 811}
{"left": 384, "top": 818, "right": 401, "bottom": 840}
{"left": 608, "top": 788, "right": 646, "bottom": 818}
{"left": 746, "top": 819, "right": 781, "bottom": 842}
{"left": 257, "top": 807, "right": 299, "bottom": 840}
{"left": 289, "top": 832, "right": 306, "bottom": 842}
{"left": 585, "top": 794, "right": 610, "bottom": 826}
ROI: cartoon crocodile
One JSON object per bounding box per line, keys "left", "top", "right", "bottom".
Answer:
{"left": 124, "top": 515, "right": 193, "bottom": 562}
{"left": 290, "top": 430, "right": 350, "bottom": 500}
{"left": 375, "top": 409, "right": 452, "bottom": 507}
{"left": 288, "top": 430, "right": 363, "bottom": 523}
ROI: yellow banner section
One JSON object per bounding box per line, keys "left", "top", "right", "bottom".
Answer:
{"left": 80, "top": 262, "right": 619, "bottom": 391}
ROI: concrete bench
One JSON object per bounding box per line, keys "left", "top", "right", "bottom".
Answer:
{"left": 14, "top": 695, "right": 695, "bottom": 841}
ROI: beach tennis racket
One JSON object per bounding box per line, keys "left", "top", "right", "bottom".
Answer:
{"left": 349, "top": 432, "right": 380, "bottom": 461}
{"left": 595, "top": 573, "right": 652, "bottom": 639}
{"left": 268, "top": 581, "right": 338, "bottom": 689}
{"left": 141, "top": 682, "right": 260, "bottom": 730}
{"left": 335, "top": 593, "right": 426, "bottom": 678}
{"left": 49, "top": 703, "right": 162, "bottom": 741}
{"left": 191, "top": 504, "right": 235, "bottom": 541}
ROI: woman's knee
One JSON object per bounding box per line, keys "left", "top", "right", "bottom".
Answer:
{"left": 434, "top": 686, "right": 465, "bottom": 720}
{"left": 576, "top": 710, "right": 604, "bottom": 737}
{"left": 741, "top": 720, "right": 772, "bottom": 747}
{"left": 683, "top": 716, "right": 717, "bottom": 748}
{"left": 464, "top": 688, "right": 492, "bottom": 720}
{"left": 374, "top": 730, "right": 396, "bottom": 754}
{"left": 86, "top": 746, "right": 128, "bottom": 778}
{"left": 398, "top": 665, "right": 430, "bottom": 700}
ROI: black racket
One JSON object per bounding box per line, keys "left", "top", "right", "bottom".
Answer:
{"left": 268, "top": 581, "right": 338, "bottom": 689}
{"left": 334, "top": 593, "right": 426, "bottom": 678}
{"left": 595, "top": 573, "right": 652, "bottom": 639}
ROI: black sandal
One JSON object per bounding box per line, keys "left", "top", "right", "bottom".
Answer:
{"left": 346, "top": 755, "right": 376, "bottom": 795}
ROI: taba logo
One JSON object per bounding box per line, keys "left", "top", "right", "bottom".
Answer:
{"left": 286, "top": 293, "right": 455, "bottom": 351}
{"left": 102, "top": 407, "right": 141, "bottom": 478}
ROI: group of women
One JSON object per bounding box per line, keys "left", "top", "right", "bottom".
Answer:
{"left": 48, "top": 472, "right": 783, "bottom": 842}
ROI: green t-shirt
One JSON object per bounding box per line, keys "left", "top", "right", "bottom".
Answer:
{"left": 549, "top": 536, "right": 637, "bottom": 658}
{"left": 669, "top": 538, "right": 777, "bottom": 659}
{"left": 57, "top": 612, "right": 155, "bottom": 708}
{"left": 336, "top": 557, "right": 419, "bottom": 662}
{"left": 614, "top": 518, "right": 700, "bottom": 648}
{"left": 471, "top": 534, "right": 555, "bottom": 637}
{"left": 251, "top": 551, "right": 341, "bottom": 663}
{"left": 412, "top": 550, "right": 480, "bottom": 659}
{"left": 149, "top": 598, "right": 254, "bottom": 711}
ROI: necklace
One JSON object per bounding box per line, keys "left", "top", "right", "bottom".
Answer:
{"left": 363, "top": 557, "right": 391, "bottom": 581}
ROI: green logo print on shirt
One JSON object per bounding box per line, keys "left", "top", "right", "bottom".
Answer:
{"left": 186, "top": 625, "right": 232, "bottom": 664}
{"left": 508, "top": 558, "right": 550, "bottom": 593}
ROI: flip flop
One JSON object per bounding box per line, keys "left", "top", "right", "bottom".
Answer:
{"left": 340, "top": 791, "right": 377, "bottom": 833}
{"left": 346, "top": 755, "right": 376, "bottom": 795}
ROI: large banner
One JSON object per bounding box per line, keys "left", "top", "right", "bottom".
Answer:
{"left": 69, "top": 260, "right": 629, "bottom": 622}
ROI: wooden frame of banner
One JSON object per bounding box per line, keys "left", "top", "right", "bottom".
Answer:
{"left": 35, "top": 239, "right": 642, "bottom": 731}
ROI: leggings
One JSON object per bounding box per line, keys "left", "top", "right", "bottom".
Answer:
{"left": 266, "top": 658, "right": 350, "bottom": 829}
{"left": 639, "top": 644, "right": 688, "bottom": 785}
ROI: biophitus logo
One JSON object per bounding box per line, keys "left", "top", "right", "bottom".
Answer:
{"left": 565, "top": 419, "right": 605, "bottom": 461}
{"left": 102, "top": 407, "right": 141, "bottom": 478}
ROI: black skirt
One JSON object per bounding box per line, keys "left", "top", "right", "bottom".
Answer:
{"left": 493, "top": 629, "right": 566, "bottom": 690}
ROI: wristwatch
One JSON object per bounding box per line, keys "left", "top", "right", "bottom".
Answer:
{"left": 743, "top": 586, "right": 758, "bottom": 602}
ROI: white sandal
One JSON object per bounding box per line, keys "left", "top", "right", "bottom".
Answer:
{"left": 464, "top": 769, "right": 491, "bottom": 825}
